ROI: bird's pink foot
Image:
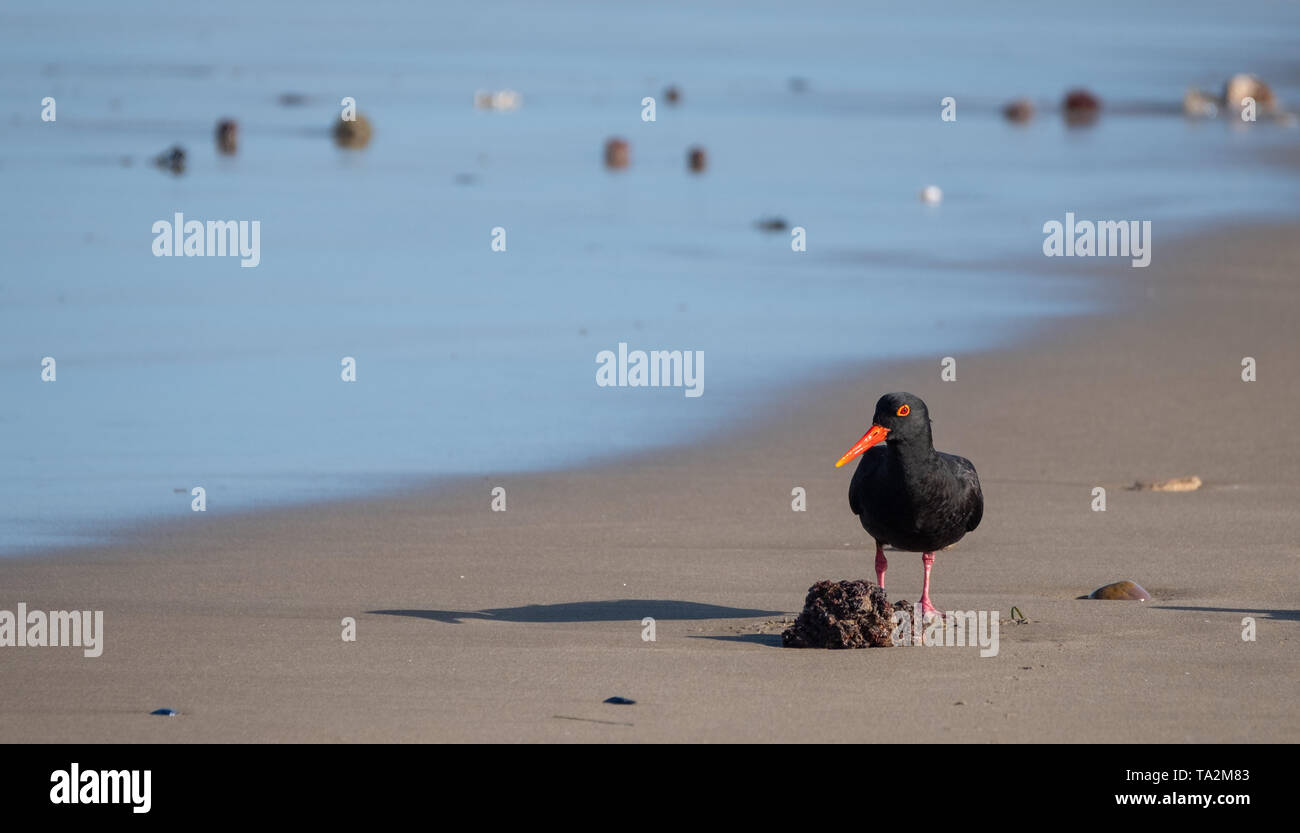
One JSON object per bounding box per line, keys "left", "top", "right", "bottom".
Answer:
{"left": 874, "top": 545, "right": 887, "bottom": 589}
{"left": 918, "top": 552, "right": 945, "bottom": 619}
{"left": 917, "top": 597, "right": 946, "bottom": 620}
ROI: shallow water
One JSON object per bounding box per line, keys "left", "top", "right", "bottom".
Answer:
{"left": 1, "top": 0, "right": 1298, "bottom": 552}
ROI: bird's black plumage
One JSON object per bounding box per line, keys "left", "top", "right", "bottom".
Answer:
{"left": 847, "top": 393, "right": 983, "bottom": 553}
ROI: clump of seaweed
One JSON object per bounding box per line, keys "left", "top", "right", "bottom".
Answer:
{"left": 782, "top": 579, "right": 912, "bottom": 649}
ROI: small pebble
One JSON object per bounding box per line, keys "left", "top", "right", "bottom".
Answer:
{"left": 153, "top": 145, "right": 186, "bottom": 175}
{"left": 687, "top": 145, "right": 707, "bottom": 173}
{"left": 1063, "top": 88, "right": 1101, "bottom": 126}
{"left": 920, "top": 185, "right": 943, "bottom": 204}
{"left": 754, "top": 217, "right": 787, "bottom": 232}
{"left": 1003, "top": 98, "right": 1035, "bottom": 123}
{"left": 150, "top": 708, "right": 178, "bottom": 716}
{"left": 333, "top": 113, "right": 373, "bottom": 149}
{"left": 1223, "top": 73, "right": 1276, "bottom": 115}
{"left": 604, "top": 137, "right": 630, "bottom": 169}
{"left": 604, "top": 697, "right": 636, "bottom": 705}
{"left": 215, "top": 118, "right": 238, "bottom": 155}
{"left": 664, "top": 85, "right": 681, "bottom": 105}
{"left": 1133, "top": 475, "right": 1201, "bottom": 492}
{"left": 1088, "top": 580, "right": 1151, "bottom": 601}
{"left": 475, "top": 89, "right": 521, "bottom": 111}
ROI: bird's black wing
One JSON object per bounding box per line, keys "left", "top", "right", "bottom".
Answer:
{"left": 848, "top": 446, "right": 889, "bottom": 516}
{"left": 939, "top": 452, "right": 983, "bottom": 532}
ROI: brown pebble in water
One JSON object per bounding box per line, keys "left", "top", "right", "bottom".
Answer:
{"left": 604, "top": 137, "right": 629, "bottom": 169}
{"left": 1003, "top": 98, "right": 1035, "bottom": 123}
{"left": 333, "top": 113, "right": 373, "bottom": 149}
{"left": 782, "top": 579, "right": 911, "bottom": 648}
{"left": 1063, "top": 89, "right": 1101, "bottom": 126}
{"left": 664, "top": 85, "right": 681, "bottom": 105}
{"left": 687, "top": 145, "right": 707, "bottom": 173}
{"left": 1088, "top": 580, "right": 1151, "bottom": 601}
{"left": 215, "top": 119, "right": 238, "bottom": 155}
{"left": 1223, "top": 74, "right": 1276, "bottom": 115}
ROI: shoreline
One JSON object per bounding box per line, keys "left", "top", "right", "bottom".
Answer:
{"left": 0, "top": 215, "right": 1141, "bottom": 564}
{"left": 2, "top": 218, "right": 1299, "bottom": 742}
{"left": 0, "top": 206, "right": 1222, "bottom": 566}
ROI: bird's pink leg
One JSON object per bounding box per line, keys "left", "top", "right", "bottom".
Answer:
{"left": 919, "top": 552, "right": 945, "bottom": 619}
{"left": 875, "top": 544, "right": 887, "bottom": 589}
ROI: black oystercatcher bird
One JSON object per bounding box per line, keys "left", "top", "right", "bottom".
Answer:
{"left": 836, "top": 393, "right": 982, "bottom": 618}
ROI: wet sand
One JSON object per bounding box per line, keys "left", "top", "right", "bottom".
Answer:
{"left": 1, "top": 222, "right": 1298, "bottom": 742}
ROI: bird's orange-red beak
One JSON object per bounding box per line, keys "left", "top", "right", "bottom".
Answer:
{"left": 835, "top": 425, "right": 889, "bottom": 468}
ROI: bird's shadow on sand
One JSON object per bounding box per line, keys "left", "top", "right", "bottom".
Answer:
{"left": 1153, "top": 605, "right": 1300, "bottom": 622}
{"left": 369, "top": 599, "right": 783, "bottom": 625}
{"left": 690, "top": 633, "right": 785, "bottom": 647}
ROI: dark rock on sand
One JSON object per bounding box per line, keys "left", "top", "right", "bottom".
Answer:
{"left": 604, "top": 137, "right": 630, "bottom": 169}
{"left": 1087, "top": 580, "right": 1151, "bottom": 601}
{"left": 333, "top": 113, "right": 373, "bottom": 149}
{"left": 1003, "top": 97, "right": 1035, "bottom": 123}
{"left": 603, "top": 696, "right": 636, "bottom": 705}
{"left": 1063, "top": 88, "right": 1101, "bottom": 126}
{"left": 153, "top": 145, "right": 186, "bottom": 175}
{"left": 150, "top": 708, "right": 178, "bottom": 716}
{"left": 687, "top": 145, "right": 707, "bottom": 173}
{"left": 782, "top": 579, "right": 912, "bottom": 648}
{"left": 215, "top": 118, "right": 238, "bottom": 155}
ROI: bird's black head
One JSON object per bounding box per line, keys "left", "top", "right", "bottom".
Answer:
{"left": 871, "top": 392, "right": 932, "bottom": 443}
{"left": 836, "top": 392, "right": 933, "bottom": 468}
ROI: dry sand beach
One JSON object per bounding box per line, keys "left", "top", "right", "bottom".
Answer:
{"left": 1, "top": 221, "right": 1296, "bottom": 743}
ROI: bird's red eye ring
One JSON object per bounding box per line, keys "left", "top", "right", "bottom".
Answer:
{"left": 896, "top": 404, "right": 910, "bottom": 417}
